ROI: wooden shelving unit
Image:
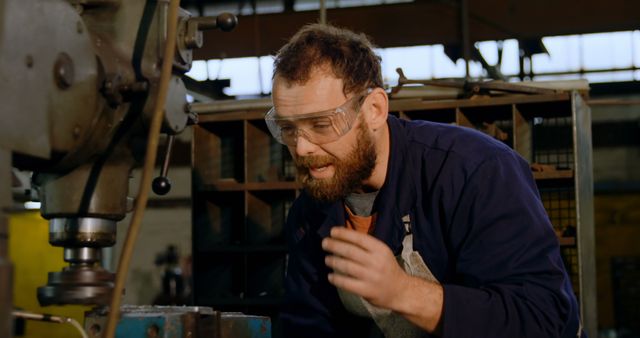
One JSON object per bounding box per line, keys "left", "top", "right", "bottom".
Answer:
{"left": 191, "top": 90, "right": 596, "bottom": 336}
{"left": 191, "top": 110, "right": 295, "bottom": 335}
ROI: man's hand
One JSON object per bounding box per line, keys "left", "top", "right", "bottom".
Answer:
{"left": 322, "top": 226, "right": 408, "bottom": 309}
{"left": 322, "top": 226, "right": 444, "bottom": 333}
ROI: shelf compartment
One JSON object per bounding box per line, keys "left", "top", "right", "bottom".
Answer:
{"left": 192, "top": 121, "right": 245, "bottom": 186}
{"left": 246, "top": 190, "right": 295, "bottom": 245}
{"left": 539, "top": 186, "right": 576, "bottom": 234}
{"left": 516, "top": 99, "right": 573, "bottom": 120}
{"left": 531, "top": 116, "right": 574, "bottom": 169}
{"left": 246, "top": 120, "right": 296, "bottom": 183}
{"left": 457, "top": 105, "right": 514, "bottom": 147}
{"left": 193, "top": 191, "right": 245, "bottom": 250}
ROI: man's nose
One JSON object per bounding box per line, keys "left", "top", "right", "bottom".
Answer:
{"left": 294, "top": 132, "right": 320, "bottom": 157}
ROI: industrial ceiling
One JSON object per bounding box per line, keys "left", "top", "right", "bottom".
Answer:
{"left": 190, "top": 0, "right": 640, "bottom": 60}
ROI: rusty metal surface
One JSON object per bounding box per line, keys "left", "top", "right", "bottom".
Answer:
{"left": 84, "top": 306, "right": 270, "bottom": 338}
{"left": 37, "top": 266, "right": 114, "bottom": 306}
{"left": 0, "top": 0, "right": 101, "bottom": 159}
{"left": 219, "top": 312, "right": 271, "bottom": 338}
{"left": 0, "top": 1, "right": 60, "bottom": 157}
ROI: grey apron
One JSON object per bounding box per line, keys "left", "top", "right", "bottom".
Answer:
{"left": 337, "top": 214, "right": 439, "bottom": 338}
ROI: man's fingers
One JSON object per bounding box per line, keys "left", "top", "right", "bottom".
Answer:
{"left": 325, "top": 254, "right": 371, "bottom": 279}
{"left": 327, "top": 273, "right": 373, "bottom": 299}
{"left": 322, "top": 237, "right": 375, "bottom": 266}
{"left": 328, "top": 227, "right": 387, "bottom": 252}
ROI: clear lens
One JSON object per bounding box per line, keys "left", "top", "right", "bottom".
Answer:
{"left": 265, "top": 91, "right": 368, "bottom": 146}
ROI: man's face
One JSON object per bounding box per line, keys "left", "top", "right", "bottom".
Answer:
{"left": 294, "top": 117, "right": 376, "bottom": 202}
{"left": 272, "top": 70, "right": 377, "bottom": 202}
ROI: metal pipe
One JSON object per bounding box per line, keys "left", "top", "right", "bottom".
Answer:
{"left": 12, "top": 310, "right": 88, "bottom": 338}
{"left": 191, "top": 98, "right": 271, "bottom": 114}
{"left": 460, "top": 0, "right": 470, "bottom": 79}
{"left": 506, "top": 66, "right": 640, "bottom": 78}
{"left": 160, "top": 135, "right": 175, "bottom": 179}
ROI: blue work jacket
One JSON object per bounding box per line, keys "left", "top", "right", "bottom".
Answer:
{"left": 281, "top": 115, "right": 584, "bottom": 338}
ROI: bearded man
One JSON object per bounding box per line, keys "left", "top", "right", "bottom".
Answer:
{"left": 266, "top": 24, "right": 584, "bottom": 338}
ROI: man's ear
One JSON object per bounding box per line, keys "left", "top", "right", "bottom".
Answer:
{"left": 364, "top": 87, "right": 389, "bottom": 130}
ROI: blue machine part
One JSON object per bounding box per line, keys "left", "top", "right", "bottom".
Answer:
{"left": 116, "top": 312, "right": 183, "bottom": 338}
{"left": 84, "top": 306, "right": 271, "bottom": 338}
{"left": 220, "top": 312, "right": 271, "bottom": 338}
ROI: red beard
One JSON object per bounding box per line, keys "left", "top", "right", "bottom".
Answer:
{"left": 294, "top": 121, "right": 377, "bottom": 203}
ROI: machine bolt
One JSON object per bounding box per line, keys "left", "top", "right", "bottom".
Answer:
{"left": 54, "top": 52, "right": 75, "bottom": 89}
{"left": 119, "top": 81, "right": 148, "bottom": 94}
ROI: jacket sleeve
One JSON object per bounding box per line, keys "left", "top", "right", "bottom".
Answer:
{"left": 280, "top": 197, "right": 373, "bottom": 338}
{"left": 441, "top": 150, "right": 583, "bottom": 338}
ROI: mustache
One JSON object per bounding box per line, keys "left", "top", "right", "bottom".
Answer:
{"left": 294, "top": 155, "right": 334, "bottom": 169}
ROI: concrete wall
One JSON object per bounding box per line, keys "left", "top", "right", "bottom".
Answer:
{"left": 112, "top": 130, "right": 193, "bottom": 306}
{"left": 113, "top": 165, "right": 192, "bottom": 306}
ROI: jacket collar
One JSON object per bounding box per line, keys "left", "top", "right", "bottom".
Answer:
{"left": 315, "top": 115, "right": 417, "bottom": 254}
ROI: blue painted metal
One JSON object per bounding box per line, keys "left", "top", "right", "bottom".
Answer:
{"left": 84, "top": 306, "right": 271, "bottom": 338}
{"left": 220, "top": 312, "right": 271, "bottom": 338}
{"left": 116, "top": 312, "right": 183, "bottom": 338}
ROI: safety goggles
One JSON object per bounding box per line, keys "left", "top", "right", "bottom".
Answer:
{"left": 265, "top": 90, "right": 369, "bottom": 146}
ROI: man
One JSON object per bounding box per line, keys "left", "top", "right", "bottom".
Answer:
{"left": 266, "top": 24, "right": 583, "bottom": 337}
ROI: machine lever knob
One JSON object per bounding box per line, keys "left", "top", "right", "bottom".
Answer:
{"left": 193, "top": 13, "right": 237, "bottom": 32}
{"left": 214, "top": 12, "right": 238, "bottom": 32}
{"left": 152, "top": 135, "right": 175, "bottom": 195}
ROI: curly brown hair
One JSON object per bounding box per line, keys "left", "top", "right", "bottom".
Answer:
{"left": 273, "top": 23, "right": 383, "bottom": 96}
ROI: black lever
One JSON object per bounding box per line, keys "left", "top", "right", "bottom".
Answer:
{"left": 213, "top": 12, "right": 238, "bottom": 32}
{"left": 152, "top": 135, "right": 175, "bottom": 195}
{"left": 183, "top": 13, "right": 238, "bottom": 49}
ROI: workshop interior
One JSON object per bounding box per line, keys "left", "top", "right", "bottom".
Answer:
{"left": 1, "top": 0, "right": 639, "bottom": 337}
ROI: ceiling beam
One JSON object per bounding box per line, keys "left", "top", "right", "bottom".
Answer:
{"left": 195, "top": 0, "right": 640, "bottom": 59}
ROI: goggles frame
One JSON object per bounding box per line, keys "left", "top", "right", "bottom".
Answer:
{"left": 265, "top": 90, "right": 370, "bottom": 146}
